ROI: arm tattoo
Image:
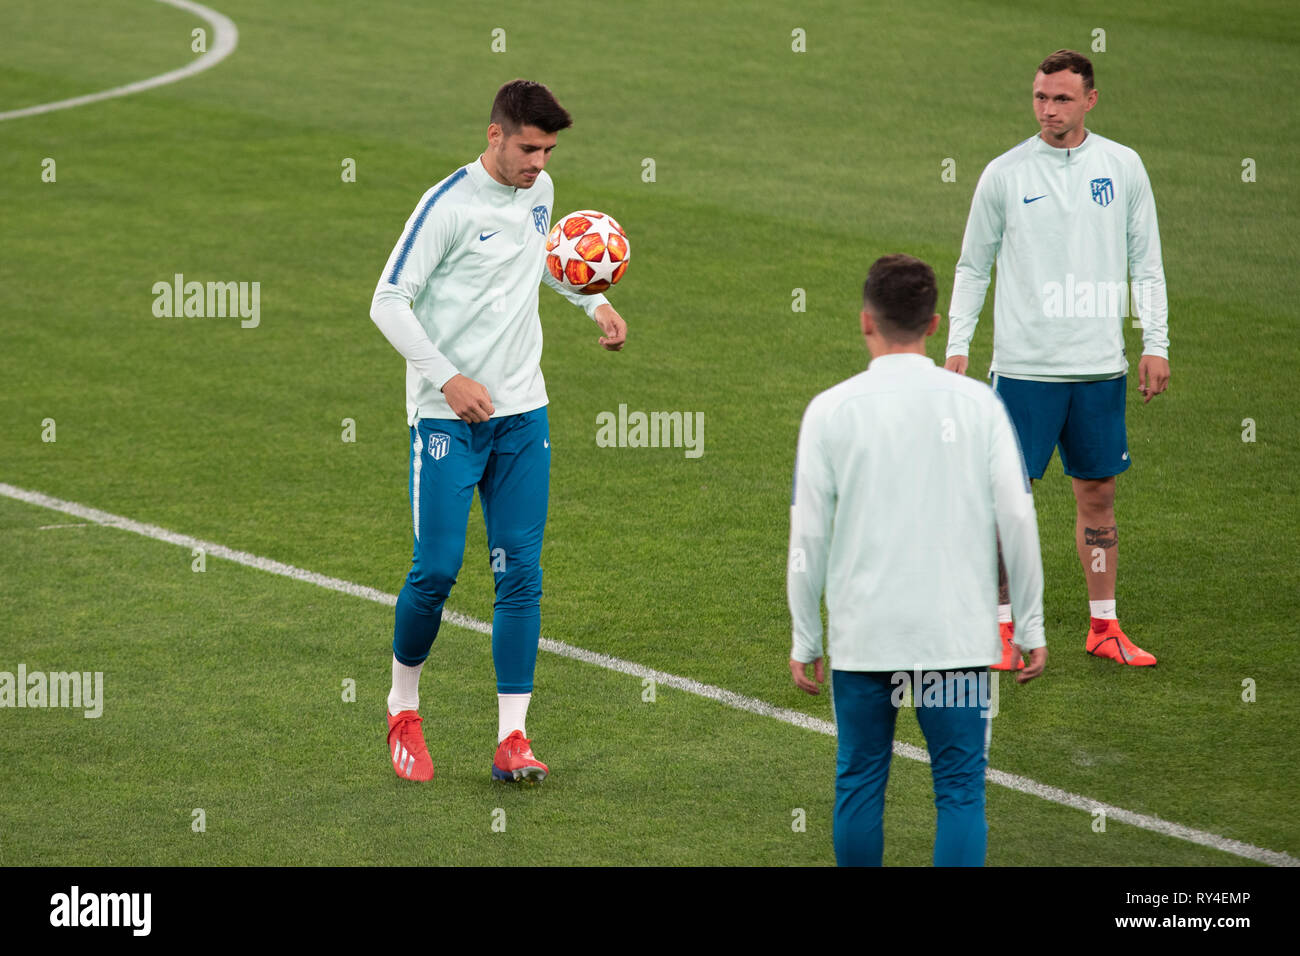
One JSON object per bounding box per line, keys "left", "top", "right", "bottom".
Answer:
{"left": 1085, "top": 525, "right": 1118, "bottom": 548}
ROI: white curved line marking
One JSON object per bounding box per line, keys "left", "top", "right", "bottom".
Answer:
{"left": 0, "top": 0, "right": 237, "bottom": 123}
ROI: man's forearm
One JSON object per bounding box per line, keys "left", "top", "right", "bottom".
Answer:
{"left": 787, "top": 533, "right": 829, "bottom": 663}
{"left": 947, "top": 270, "right": 991, "bottom": 357}
{"left": 369, "top": 292, "right": 460, "bottom": 390}
{"left": 542, "top": 268, "right": 610, "bottom": 319}
{"left": 1133, "top": 270, "right": 1169, "bottom": 359}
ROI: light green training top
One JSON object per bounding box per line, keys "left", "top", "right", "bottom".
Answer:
{"left": 371, "top": 158, "right": 608, "bottom": 423}
{"left": 789, "top": 354, "right": 1046, "bottom": 670}
{"left": 947, "top": 130, "right": 1169, "bottom": 382}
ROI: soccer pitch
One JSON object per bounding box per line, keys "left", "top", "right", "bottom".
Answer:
{"left": 1, "top": 0, "right": 1297, "bottom": 866}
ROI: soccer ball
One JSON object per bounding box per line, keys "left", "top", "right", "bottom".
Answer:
{"left": 545, "top": 210, "right": 630, "bottom": 294}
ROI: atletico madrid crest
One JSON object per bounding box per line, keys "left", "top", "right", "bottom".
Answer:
{"left": 1090, "top": 177, "right": 1114, "bottom": 207}
{"left": 532, "top": 205, "right": 549, "bottom": 235}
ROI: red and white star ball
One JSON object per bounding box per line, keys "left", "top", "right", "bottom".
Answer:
{"left": 545, "top": 210, "right": 630, "bottom": 294}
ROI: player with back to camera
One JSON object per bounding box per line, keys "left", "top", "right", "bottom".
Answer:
{"left": 789, "top": 254, "right": 1047, "bottom": 866}
{"left": 945, "top": 50, "right": 1170, "bottom": 669}
{"left": 369, "top": 79, "right": 628, "bottom": 784}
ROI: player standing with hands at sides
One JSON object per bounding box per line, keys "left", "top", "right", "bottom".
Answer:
{"left": 369, "top": 80, "right": 628, "bottom": 783}
{"left": 946, "top": 50, "right": 1169, "bottom": 669}
{"left": 788, "top": 255, "right": 1047, "bottom": 867}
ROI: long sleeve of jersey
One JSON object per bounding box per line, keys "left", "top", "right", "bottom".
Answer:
{"left": 1126, "top": 158, "right": 1170, "bottom": 359}
{"left": 988, "top": 401, "right": 1046, "bottom": 651}
{"left": 787, "top": 402, "right": 835, "bottom": 664}
{"left": 542, "top": 267, "right": 611, "bottom": 318}
{"left": 370, "top": 186, "right": 463, "bottom": 391}
{"left": 946, "top": 165, "right": 1006, "bottom": 359}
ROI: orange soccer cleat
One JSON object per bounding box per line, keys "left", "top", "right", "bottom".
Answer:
{"left": 991, "top": 620, "right": 1025, "bottom": 671}
{"left": 1085, "top": 619, "right": 1157, "bottom": 667}
{"left": 388, "top": 710, "right": 435, "bottom": 782}
{"left": 492, "top": 730, "right": 549, "bottom": 784}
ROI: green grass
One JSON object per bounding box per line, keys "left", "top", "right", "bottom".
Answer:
{"left": 1, "top": 0, "right": 1297, "bottom": 865}
{"left": 0, "top": 494, "right": 1235, "bottom": 865}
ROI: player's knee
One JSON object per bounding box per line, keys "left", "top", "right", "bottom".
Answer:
{"left": 1074, "top": 478, "right": 1116, "bottom": 514}
{"left": 406, "top": 555, "right": 462, "bottom": 602}
{"left": 492, "top": 560, "right": 542, "bottom": 607}
{"left": 932, "top": 764, "right": 986, "bottom": 804}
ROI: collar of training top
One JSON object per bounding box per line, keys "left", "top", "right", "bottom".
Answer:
{"left": 867, "top": 353, "right": 935, "bottom": 371}
{"left": 1034, "top": 126, "right": 1093, "bottom": 158}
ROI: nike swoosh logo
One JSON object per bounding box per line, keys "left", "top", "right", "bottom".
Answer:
{"left": 479, "top": 231, "right": 500, "bottom": 241}
{"left": 1023, "top": 195, "right": 1047, "bottom": 204}
{"left": 543, "top": 439, "right": 550, "bottom": 448}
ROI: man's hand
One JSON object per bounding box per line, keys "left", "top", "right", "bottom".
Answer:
{"left": 790, "top": 657, "right": 825, "bottom": 695}
{"left": 1016, "top": 646, "right": 1047, "bottom": 684}
{"left": 593, "top": 303, "right": 627, "bottom": 351}
{"left": 1137, "top": 354, "right": 1170, "bottom": 404}
{"left": 441, "top": 374, "right": 495, "bottom": 423}
{"left": 944, "top": 355, "right": 969, "bottom": 376}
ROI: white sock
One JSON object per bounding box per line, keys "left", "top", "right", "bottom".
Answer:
{"left": 388, "top": 656, "right": 424, "bottom": 716}
{"left": 498, "top": 693, "right": 531, "bottom": 743}
{"left": 997, "top": 603, "right": 1013, "bottom": 624}
{"left": 1090, "top": 600, "right": 1117, "bottom": 620}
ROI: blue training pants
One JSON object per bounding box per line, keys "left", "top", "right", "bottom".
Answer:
{"left": 392, "top": 407, "right": 550, "bottom": 694}
{"left": 831, "top": 668, "right": 991, "bottom": 867}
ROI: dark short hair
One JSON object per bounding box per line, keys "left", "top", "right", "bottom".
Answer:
{"left": 490, "top": 79, "right": 573, "bottom": 136}
{"left": 1037, "top": 49, "right": 1094, "bottom": 93}
{"left": 862, "top": 255, "right": 938, "bottom": 342}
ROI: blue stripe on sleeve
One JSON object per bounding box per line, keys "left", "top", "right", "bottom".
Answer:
{"left": 387, "top": 168, "right": 468, "bottom": 285}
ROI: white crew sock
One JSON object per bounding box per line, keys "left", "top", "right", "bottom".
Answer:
{"left": 388, "top": 656, "right": 424, "bottom": 716}
{"left": 498, "top": 693, "right": 531, "bottom": 743}
{"left": 997, "top": 603, "right": 1013, "bottom": 625}
{"left": 1090, "top": 600, "right": 1117, "bottom": 620}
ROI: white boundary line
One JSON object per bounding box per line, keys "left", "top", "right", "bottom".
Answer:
{"left": 0, "top": 0, "right": 238, "bottom": 123}
{"left": 1, "top": 480, "right": 1294, "bottom": 867}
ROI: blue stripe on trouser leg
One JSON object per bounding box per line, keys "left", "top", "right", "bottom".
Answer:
{"left": 392, "top": 419, "right": 488, "bottom": 666}
{"left": 478, "top": 407, "right": 550, "bottom": 694}
{"left": 913, "top": 670, "right": 990, "bottom": 867}
{"left": 830, "top": 670, "right": 899, "bottom": 866}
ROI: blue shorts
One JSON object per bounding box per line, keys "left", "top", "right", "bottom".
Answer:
{"left": 992, "top": 374, "right": 1130, "bottom": 481}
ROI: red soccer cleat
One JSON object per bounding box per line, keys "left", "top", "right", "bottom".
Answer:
{"left": 991, "top": 620, "right": 1024, "bottom": 671}
{"left": 388, "top": 710, "right": 434, "bottom": 781}
{"left": 492, "top": 730, "right": 548, "bottom": 784}
{"left": 1085, "top": 618, "right": 1157, "bottom": 667}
